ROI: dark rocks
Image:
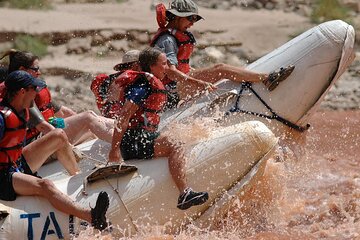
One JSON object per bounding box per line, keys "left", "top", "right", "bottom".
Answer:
{"left": 66, "top": 36, "right": 92, "bottom": 54}
{"left": 196, "top": 0, "right": 360, "bottom": 18}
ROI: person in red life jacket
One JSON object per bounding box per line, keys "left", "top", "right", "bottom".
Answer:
{"left": 108, "top": 47, "right": 208, "bottom": 210}
{"left": 151, "top": 0, "right": 295, "bottom": 108}
{"left": 1, "top": 49, "right": 115, "bottom": 145}
{"left": 91, "top": 50, "right": 141, "bottom": 118}
{"left": 0, "top": 70, "right": 109, "bottom": 231}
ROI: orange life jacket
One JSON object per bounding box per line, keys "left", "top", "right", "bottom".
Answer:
{"left": 151, "top": 28, "right": 195, "bottom": 74}
{"left": 34, "top": 88, "right": 55, "bottom": 121}
{"left": 26, "top": 87, "right": 55, "bottom": 141}
{"left": 149, "top": 4, "right": 196, "bottom": 109}
{"left": 0, "top": 104, "right": 29, "bottom": 169}
{"left": 100, "top": 70, "right": 167, "bottom": 132}
{"left": 150, "top": 28, "right": 196, "bottom": 85}
{"left": 90, "top": 71, "right": 123, "bottom": 118}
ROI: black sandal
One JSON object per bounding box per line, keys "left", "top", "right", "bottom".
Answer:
{"left": 265, "top": 65, "right": 295, "bottom": 91}
{"left": 91, "top": 191, "right": 110, "bottom": 231}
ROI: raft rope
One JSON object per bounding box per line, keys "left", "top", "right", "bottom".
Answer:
{"left": 163, "top": 82, "right": 309, "bottom": 132}
{"left": 103, "top": 177, "right": 139, "bottom": 233}
{"left": 226, "top": 82, "right": 310, "bottom": 132}
{"left": 80, "top": 152, "right": 139, "bottom": 233}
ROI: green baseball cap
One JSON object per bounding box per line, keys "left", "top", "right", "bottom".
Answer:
{"left": 166, "top": 0, "right": 204, "bottom": 21}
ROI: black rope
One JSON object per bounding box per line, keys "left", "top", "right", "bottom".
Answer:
{"left": 227, "top": 82, "right": 310, "bottom": 132}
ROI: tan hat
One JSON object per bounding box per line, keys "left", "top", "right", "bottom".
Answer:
{"left": 113, "top": 50, "right": 140, "bottom": 71}
{"left": 166, "top": 0, "right": 203, "bottom": 21}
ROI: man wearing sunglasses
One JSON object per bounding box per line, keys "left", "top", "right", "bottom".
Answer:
{"left": 151, "top": 0, "right": 294, "bottom": 109}
{"left": 1, "top": 49, "right": 116, "bottom": 147}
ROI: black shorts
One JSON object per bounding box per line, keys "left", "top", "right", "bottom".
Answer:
{"left": 164, "top": 82, "right": 180, "bottom": 110}
{"left": 25, "top": 132, "right": 42, "bottom": 145}
{"left": 165, "top": 91, "right": 180, "bottom": 110}
{"left": 0, "top": 156, "right": 37, "bottom": 201}
{"left": 120, "top": 128, "right": 159, "bottom": 160}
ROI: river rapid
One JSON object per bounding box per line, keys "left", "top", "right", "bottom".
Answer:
{"left": 75, "top": 110, "right": 360, "bottom": 240}
{"left": 218, "top": 110, "right": 360, "bottom": 240}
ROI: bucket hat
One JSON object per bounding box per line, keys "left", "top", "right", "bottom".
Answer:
{"left": 113, "top": 50, "right": 140, "bottom": 71}
{"left": 166, "top": 0, "right": 203, "bottom": 21}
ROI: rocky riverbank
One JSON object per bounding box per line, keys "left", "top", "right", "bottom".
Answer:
{"left": 0, "top": 1, "right": 359, "bottom": 112}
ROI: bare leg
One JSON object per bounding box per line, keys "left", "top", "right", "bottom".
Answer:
{"left": 153, "top": 134, "right": 209, "bottom": 209}
{"left": 72, "top": 132, "right": 96, "bottom": 146}
{"left": 190, "top": 63, "right": 294, "bottom": 93}
{"left": 12, "top": 173, "right": 91, "bottom": 222}
{"left": 154, "top": 135, "right": 187, "bottom": 193}
{"left": 64, "top": 110, "right": 114, "bottom": 144}
{"left": 174, "top": 63, "right": 269, "bottom": 98}
{"left": 190, "top": 63, "right": 268, "bottom": 84}
{"left": 23, "top": 129, "right": 79, "bottom": 175}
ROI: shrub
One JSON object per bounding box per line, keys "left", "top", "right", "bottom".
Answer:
{"left": 13, "top": 35, "right": 48, "bottom": 57}
{"left": 5, "top": 0, "right": 51, "bottom": 9}
{"left": 311, "top": 0, "right": 350, "bottom": 23}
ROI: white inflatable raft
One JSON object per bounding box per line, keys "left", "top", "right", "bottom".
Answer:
{"left": 0, "top": 121, "right": 277, "bottom": 239}
{"left": 160, "top": 20, "right": 355, "bottom": 134}
{"left": 0, "top": 20, "right": 355, "bottom": 239}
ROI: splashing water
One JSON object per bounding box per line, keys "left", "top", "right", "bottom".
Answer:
{"left": 76, "top": 110, "right": 360, "bottom": 239}
{"left": 162, "top": 116, "right": 217, "bottom": 145}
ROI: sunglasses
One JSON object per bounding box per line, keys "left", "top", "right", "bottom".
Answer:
{"left": 186, "top": 15, "right": 198, "bottom": 23}
{"left": 28, "top": 66, "right": 40, "bottom": 72}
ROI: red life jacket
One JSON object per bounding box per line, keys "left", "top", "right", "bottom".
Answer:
{"left": 90, "top": 71, "right": 123, "bottom": 118}
{"left": 150, "top": 28, "right": 196, "bottom": 85}
{"left": 0, "top": 105, "right": 29, "bottom": 168}
{"left": 26, "top": 87, "right": 55, "bottom": 141}
{"left": 110, "top": 70, "right": 167, "bottom": 132}
{"left": 34, "top": 88, "right": 55, "bottom": 121}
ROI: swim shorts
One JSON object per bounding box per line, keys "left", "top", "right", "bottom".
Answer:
{"left": 120, "top": 128, "right": 160, "bottom": 160}
{"left": 0, "top": 156, "right": 38, "bottom": 201}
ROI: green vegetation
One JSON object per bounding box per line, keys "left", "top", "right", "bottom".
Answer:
{"left": 311, "top": 0, "right": 351, "bottom": 23}
{"left": 13, "top": 35, "right": 48, "bottom": 57}
{"left": 0, "top": 0, "right": 51, "bottom": 9}
{"left": 95, "top": 48, "right": 111, "bottom": 58}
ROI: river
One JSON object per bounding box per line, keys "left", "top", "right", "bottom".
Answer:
{"left": 75, "top": 110, "right": 360, "bottom": 240}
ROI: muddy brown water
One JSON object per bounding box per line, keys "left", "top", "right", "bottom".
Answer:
{"left": 76, "top": 110, "right": 360, "bottom": 239}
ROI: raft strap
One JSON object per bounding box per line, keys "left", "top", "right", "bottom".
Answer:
{"left": 228, "top": 82, "right": 310, "bottom": 132}
{"left": 86, "top": 164, "right": 137, "bottom": 184}
{"left": 82, "top": 164, "right": 137, "bottom": 195}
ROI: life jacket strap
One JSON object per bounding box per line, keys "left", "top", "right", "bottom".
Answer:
{"left": 5, "top": 123, "right": 27, "bottom": 131}
{"left": 179, "top": 59, "right": 190, "bottom": 64}
{"left": 0, "top": 143, "right": 24, "bottom": 151}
